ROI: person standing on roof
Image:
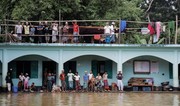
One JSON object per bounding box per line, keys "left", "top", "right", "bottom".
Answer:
{"left": 15, "top": 21, "right": 23, "bottom": 42}
{"left": 110, "top": 22, "right": 116, "bottom": 43}
{"left": 104, "top": 22, "right": 111, "bottom": 43}
{"left": 62, "top": 22, "right": 69, "bottom": 43}
{"left": 72, "top": 20, "right": 79, "bottom": 43}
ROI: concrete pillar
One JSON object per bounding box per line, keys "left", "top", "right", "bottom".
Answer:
{"left": 56, "top": 50, "right": 63, "bottom": 86}
{"left": 57, "top": 63, "right": 63, "bottom": 86}
{"left": 117, "top": 50, "right": 122, "bottom": 73}
{"left": 173, "top": 50, "right": 179, "bottom": 88}
{"left": 2, "top": 49, "right": 8, "bottom": 87}
{"left": 173, "top": 63, "right": 178, "bottom": 87}
{"left": 39, "top": 60, "right": 43, "bottom": 86}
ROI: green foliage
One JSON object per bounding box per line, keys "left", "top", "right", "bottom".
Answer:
{"left": 0, "top": 36, "right": 5, "bottom": 43}
{"left": 0, "top": 0, "right": 178, "bottom": 22}
{"left": 0, "top": 0, "right": 143, "bottom": 21}
{"left": 141, "top": 0, "right": 179, "bottom": 21}
{"left": 12, "top": 0, "right": 56, "bottom": 20}
{"left": 0, "top": 0, "right": 179, "bottom": 44}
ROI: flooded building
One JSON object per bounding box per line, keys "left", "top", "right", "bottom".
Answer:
{"left": 0, "top": 43, "right": 179, "bottom": 90}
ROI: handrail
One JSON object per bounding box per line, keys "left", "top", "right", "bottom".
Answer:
{"left": 5, "top": 19, "right": 119, "bottom": 23}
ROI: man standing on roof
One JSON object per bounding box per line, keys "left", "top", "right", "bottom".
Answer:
{"left": 44, "top": 21, "right": 50, "bottom": 43}
{"left": 62, "top": 22, "right": 69, "bottom": 43}
{"left": 72, "top": 20, "right": 79, "bottom": 43}
{"left": 37, "top": 22, "right": 44, "bottom": 43}
{"left": 110, "top": 22, "right": 116, "bottom": 43}
{"left": 23, "top": 22, "right": 30, "bottom": 42}
{"left": 15, "top": 21, "right": 23, "bottom": 42}
{"left": 104, "top": 22, "right": 111, "bottom": 43}
{"left": 52, "top": 22, "right": 58, "bottom": 43}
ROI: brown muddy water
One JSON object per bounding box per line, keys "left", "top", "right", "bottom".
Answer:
{"left": 0, "top": 92, "right": 180, "bottom": 106}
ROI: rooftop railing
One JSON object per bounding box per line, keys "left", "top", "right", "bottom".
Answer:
{"left": 0, "top": 19, "right": 179, "bottom": 44}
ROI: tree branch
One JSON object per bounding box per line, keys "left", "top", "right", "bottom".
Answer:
{"left": 145, "top": 0, "right": 154, "bottom": 13}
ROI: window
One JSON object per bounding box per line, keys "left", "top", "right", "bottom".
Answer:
{"left": 8, "top": 61, "right": 38, "bottom": 78}
{"left": 133, "top": 60, "right": 150, "bottom": 74}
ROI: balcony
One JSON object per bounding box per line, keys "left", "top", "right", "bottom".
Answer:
{"left": 0, "top": 19, "right": 179, "bottom": 45}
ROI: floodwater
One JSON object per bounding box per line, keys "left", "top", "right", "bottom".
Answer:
{"left": 0, "top": 92, "right": 180, "bottom": 106}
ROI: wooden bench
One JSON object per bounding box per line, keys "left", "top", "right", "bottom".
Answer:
{"left": 128, "top": 77, "right": 154, "bottom": 91}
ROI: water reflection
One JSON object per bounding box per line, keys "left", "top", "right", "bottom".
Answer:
{"left": 0, "top": 93, "right": 179, "bottom": 106}
{"left": 173, "top": 95, "right": 179, "bottom": 106}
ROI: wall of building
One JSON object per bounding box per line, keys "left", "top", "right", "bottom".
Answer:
{"left": 72, "top": 55, "right": 117, "bottom": 85}
{"left": 123, "top": 56, "right": 173, "bottom": 86}
{"left": 9, "top": 53, "right": 175, "bottom": 87}
{"left": 0, "top": 44, "right": 179, "bottom": 87}
{"left": 11, "top": 55, "right": 53, "bottom": 87}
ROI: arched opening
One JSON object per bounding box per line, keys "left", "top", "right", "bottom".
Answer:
{"left": 63, "top": 55, "right": 117, "bottom": 88}
{"left": 123, "top": 55, "right": 173, "bottom": 91}
{"left": 8, "top": 55, "right": 57, "bottom": 87}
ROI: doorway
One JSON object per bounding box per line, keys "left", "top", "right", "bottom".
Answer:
{"left": 64, "top": 61, "right": 77, "bottom": 74}
{"left": 63, "top": 61, "right": 77, "bottom": 89}
{"left": 42, "top": 61, "right": 57, "bottom": 85}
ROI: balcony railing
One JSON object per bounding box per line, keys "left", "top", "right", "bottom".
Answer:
{"left": 0, "top": 19, "right": 179, "bottom": 44}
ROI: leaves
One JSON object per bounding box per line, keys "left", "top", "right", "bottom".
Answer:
{"left": 0, "top": 0, "right": 143, "bottom": 21}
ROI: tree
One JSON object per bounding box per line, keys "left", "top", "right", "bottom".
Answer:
{"left": 11, "top": 0, "right": 56, "bottom": 20}
{"left": 0, "top": 0, "right": 18, "bottom": 19}
{"left": 0, "top": 0, "right": 143, "bottom": 21}
{"left": 141, "top": 0, "right": 179, "bottom": 21}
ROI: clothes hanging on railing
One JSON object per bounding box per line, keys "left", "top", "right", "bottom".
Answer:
{"left": 168, "top": 21, "right": 175, "bottom": 35}
{"left": 156, "top": 22, "right": 161, "bottom": 41}
{"left": 147, "top": 22, "right": 155, "bottom": 35}
{"left": 162, "top": 25, "right": 166, "bottom": 32}
{"left": 120, "top": 20, "right": 126, "bottom": 32}
{"left": 153, "top": 34, "right": 158, "bottom": 43}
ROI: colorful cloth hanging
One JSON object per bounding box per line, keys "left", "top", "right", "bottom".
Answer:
{"left": 120, "top": 20, "right": 126, "bottom": 32}
{"left": 168, "top": 21, "right": 175, "bottom": 35}
{"left": 156, "top": 22, "right": 161, "bottom": 41}
{"left": 148, "top": 22, "right": 155, "bottom": 35}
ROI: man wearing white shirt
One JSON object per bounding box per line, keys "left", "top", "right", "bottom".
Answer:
{"left": 104, "top": 22, "right": 111, "bottom": 43}
{"left": 88, "top": 71, "right": 94, "bottom": 80}
{"left": 15, "top": 22, "right": 23, "bottom": 41}
{"left": 110, "top": 22, "right": 116, "bottom": 43}
{"left": 88, "top": 71, "right": 94, "bottom": 90}
{"left": 67, "top": 70, "right": 74, "bottom": 90}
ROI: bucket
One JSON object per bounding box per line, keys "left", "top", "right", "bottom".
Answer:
{"left": 13, "top": 86, "right": 18, "bottom": 93}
